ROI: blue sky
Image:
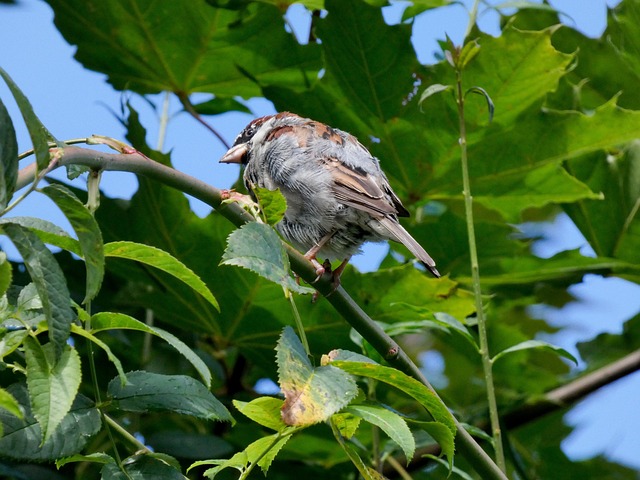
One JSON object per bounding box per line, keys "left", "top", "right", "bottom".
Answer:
{"left": 1, "top": 0, "right": 638, "bottom": 471}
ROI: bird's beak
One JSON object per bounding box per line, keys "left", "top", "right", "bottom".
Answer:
{"left": 219, "top": 143, "right": 248, "bottom": 164}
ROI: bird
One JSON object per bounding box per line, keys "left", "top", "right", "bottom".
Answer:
{"left": 220, "top": 112, "right": 439, "bottom": 286}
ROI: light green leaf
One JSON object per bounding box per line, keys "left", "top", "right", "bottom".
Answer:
{"left": 56, "top": 452, "right": 115, "bottom": 469}
{"left": 245, "top": 433, "right": 290, "bottom": 475}
{"left": 42, "top": 184, "right": 104, "bottom": 303}
{"left": 346, "top": 403, "right": 415, "bottom": 461}
{"left": 253, "top": 187, "right": 287, "bottom": 226}
{"left": 104, "top": 241, "right": 219, "bottom": 311}
{"left": 0, "top": 252, "right": 12, "bottom": 297}
{"left": 90, "top": 312, "right": 212, "bottom": 388}
{"left": 0, "top": 67, "right": 56, "bottom": 171}
{"left": 24, "top": 338, "right": 81, "bottom": 444}
{"left": 277, "top": 326, "right": 358, "bottom": 425}
{"left": 492, "top": 339, "right": 578, "bottom": 365}
{"left": 331, "top": 411, "right": 361, "bottom": 439}
{"left": 400, "top": 0, "right": 453, "bottom": 22}
{"left": 221, "top": 223, "right": 314, "bottom": 295}
{"left": 0, "top": 222, "right": 75, "bottom": 357}
{"left": 328, "top": 361, "right": 456, "bottom": 437}
{"left": 0, "top": 387, "right": 23, "bottom": 434}
{"left": 0, "top": 383, "right": 101, "bottom": 461}
{"left": 331, "top": 430, "right": 385, "bottom": 480}
{"left": 0, "top": 97, "right": 18, "bottom": 211}
{"left": 108, "top": 371, "right": 232, "bottom": 422}
{"left": 70, "top": 324, "right": 126, "bottom": 386}
{"left": 419, "top": 83, "right": 452, "bottom": 106}
{"left": 233, "top": 397, "right": 286, "bottom": 431}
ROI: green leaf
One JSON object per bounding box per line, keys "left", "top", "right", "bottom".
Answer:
{"left": 56, "top": 452, "right": 115, "bottom": 469}
{"left": 401, "top": 0, "right": 452, "bottom": 22}
{"left": 101, "top": 454, "right": 188, "bottom": 479}
{"left": 0, "top": 383, "right": 101, "bottom": 461}
{"left": 419, "top": 83, "right": 452, "bottom": 106}
{"left": 70, "top": 324, "right": 126, "bottom": 386}
{"left": 328, "top": 360, "right": 456, "bottom": 439}
{"left": 331, "top": 431, "right": 385, "bottom": 480}
{"left": 221, "top": 223, "right": 314, "bottom": 295}
{"left": 1, "top": 222, "right": 74, "bottom": 357}
{"left": 492, "top": 339, "right": 578, "bottom": 365}
{"left": 45, "top": 1, "right": 321, "bottom": 97}
{"left": 0, "top": 66, "right": 56, "bottom": 171}
{"left": 253, "top": 187, "right": 287, "bottom": 226}
{"left": 0, "top": 251, "right": 12, "bottom": 297}
{"left": 90, "top": 312, "right": 212, "bottom": 388}
{"left": 0, "top": 216, "right": 81, "bottom": 254}
{"left": 41, "top": 184, "right": 104, "bottom": 303}
{"left": 0, "top": 96, "right": 18, "bottom": 210}
{"left": 233, "top": 397, "right": 286, "bottom": 431}
{"left": 245, "top": 433, "right": 291, "bottom": 475}
{"left": 0, "top": 387, "right": 23, "bottom": 436}
{"left": 331, "top": 411, "right": 361, "bottom": 439}
{"left": 191, "top": 97, "right": 252, "bottom": 115}
{"left": 417, "top": 421, "right": 457, "bottom": 470}
{"left": 423, "top": 454, "right": 475, "bottom": 480}
{"left": 318, "top": 0, "right": 417, "bottom": 121}
{"left": 277, "top": 326, "right": 358, "bottom": 425}
{"left": 105, "top": 241, "right": 219, "bottom": 311}
{"left": 23, "top": 338, "right": 82, "bottom": 444}
{"left": 107, "top": 371, "right": 232, "bottom": 422}
{"left": 346, "top": 403, "right": 415, "bottom": 461}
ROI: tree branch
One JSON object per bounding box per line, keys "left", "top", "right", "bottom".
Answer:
{"left": 16, "top": 145, "right": 506, "bottom": 480}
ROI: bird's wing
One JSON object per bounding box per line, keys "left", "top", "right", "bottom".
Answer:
{"left": 321, "top": 156, "right": 408, "bottom": 217}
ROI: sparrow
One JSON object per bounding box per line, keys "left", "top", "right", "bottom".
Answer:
{"left": 220, "top": 112, "right": 439, "bottom": 285}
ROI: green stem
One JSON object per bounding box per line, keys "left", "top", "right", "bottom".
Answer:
{"left": 287, "top": 292, "right": 310, "bottom": 356}
{"left": 157, "top": 92, "right": 170, "bottom": 151}
{"left": 15, "top": 145, "right": 506, "bottom": 480}
{"left": 104, "top": 414, "right": 151, "bottom": 452}
{"left": 455, "top": 70, "right": 506, "bottom": 472}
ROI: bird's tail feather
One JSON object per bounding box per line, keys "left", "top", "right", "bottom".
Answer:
{"left": 379, "top": 217, "right": 440, "bottom": 278}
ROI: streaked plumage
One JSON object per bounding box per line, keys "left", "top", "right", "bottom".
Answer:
{"left": 220, "top": 112, "right": 439, "bottom": 283}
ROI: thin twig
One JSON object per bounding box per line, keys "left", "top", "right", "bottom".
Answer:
{"left": 177, "top": 93, "right": 230, "bottom": 149}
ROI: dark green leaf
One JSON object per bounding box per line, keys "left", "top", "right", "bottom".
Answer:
{"left": 41, "top": 184, "right": 104, "bottom": 303}
{"left": 101, "top": 454, "right": 188, "bottom": 480}
{"left": 0, "top": 383, "right": 100, "bottom": 461}
{"left": 107, "top": 371, "right": 232, "bottom": 422}
{"left": 0, "top": 67, "right": 56, "bottom": 171}
{"left": 191, "top": 97, "right": 251, "bottom": 115}
{"left": 492, "top": 339, "right": 578, "bottom": 364}
{"left": 45, "top": 1, "right": 321, "bottom": 97}
{"left": 1, "top": 223, "right": 74, "bottom": 357}
{"left": 70, "top": 324, "right": 126, "bottom": 386}
{"left": 0, "top": 97, "right": 18, "bottom": 210}
{"left": 401, "top": 0, "right": 452, "bottom": 22}
{"left": 0, "top": 216, "right": 80, "bottom": 254}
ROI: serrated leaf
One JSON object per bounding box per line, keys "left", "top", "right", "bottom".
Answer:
{"left": 329, "top": 361, "right": 456, "bottom": 438}
{"left": 221, "top": 223, "right": 314, "bottom": 295}
{"left": 90, "top": 312, "right": 212, "bottom": 388}
{"left": 277, "top": 326, "right": 358, "bottom": 425}
{"left": 331, "top": 411, "right": 361, "bottom": 439}
{"left": 24, "top": 338, "right": 82, "bottom": 444}
{"left": 233, "top": 397, "right": 286, "bottom": 431}
{"left": 0, "top": 97, "right": 18, "bottom": 210}
{"left": 253, "top": 187, "right": 287, "bottom": 226}
{"left": 70, "top": 324, "right": 126, "bottom": 386}
{"left": 101, "top": 454, "right": 188, "bottom": 480}
{"left": 245, "top": 433, "right": 290, "bottom": 475}
{"left": 0, "top": 67, "right": 56, "bottom": 171}
{"left": 492, "top": 339, "right": 578, "bottom": 365}
{"left": 44, "top": 1, "right": 321, "bottom": 98}
{"left": 41, "top": 184, "right": 104, "bottom": 303}
{"left": 416, "top": 421, "right": 456, "bottom": 470}
{"left": 332, "top": 434, "right": 385, "bottom": 480}
{"left": 1, "top": 223, "right": 75, "bottom": 357}
{"left": 346, "top": 403, "right": 415, "bottom": 461}
{"left": 104, "top": 241, "right": 219, "bottom": 311}
{"left": 0, "top": 387, "right": 23, "bottom": 425}
{"left": 0, "top": 252, "right": 12, "bottom": 297}
{"left": 107, "top": 371, "right": 232, "bottom": 422}
{"left": 0, "top": 383, "right": 101, "bottom": 461}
